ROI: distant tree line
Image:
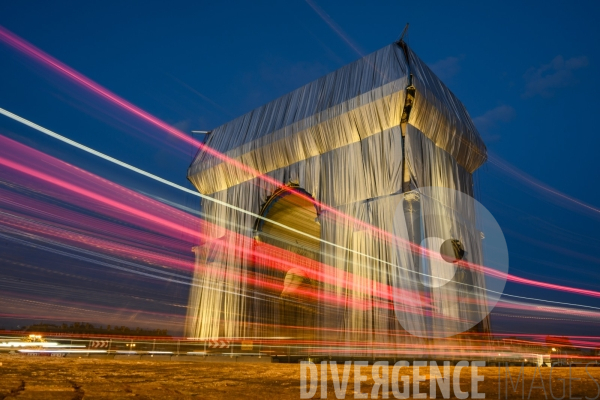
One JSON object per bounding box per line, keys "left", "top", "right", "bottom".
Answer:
{"left": 18, "top": 322, "right": 169, "bottom": 336}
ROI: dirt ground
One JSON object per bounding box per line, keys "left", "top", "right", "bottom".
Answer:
{"left": 1, "top": 354, "right": 600, "bottom": 399}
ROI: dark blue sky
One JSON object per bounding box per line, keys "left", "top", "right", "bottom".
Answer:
{"left": 0, "top": 1, "right": 599, "bottom": 335}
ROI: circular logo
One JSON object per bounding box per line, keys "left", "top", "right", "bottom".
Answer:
{"left": 392, "top": 186, "right": 509, "bottom": 338}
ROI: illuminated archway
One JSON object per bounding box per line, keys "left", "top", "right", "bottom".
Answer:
{"left": 254, "top": 185, "right": 320, "bottom": 338}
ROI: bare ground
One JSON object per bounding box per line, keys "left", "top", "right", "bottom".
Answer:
{"left": 1, "top": 354, "right": 599, "bottom": 399}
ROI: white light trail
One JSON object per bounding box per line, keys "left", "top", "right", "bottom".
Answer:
{"left": 1, "top": 108, "right": 599, "bottom": 314}
{"left": 1, "top": 341, "right": 58, "bottom": 347}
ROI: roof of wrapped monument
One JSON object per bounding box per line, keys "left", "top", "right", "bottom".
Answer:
{"left": 188, "top": 41, "right": 486, "bottom": 196}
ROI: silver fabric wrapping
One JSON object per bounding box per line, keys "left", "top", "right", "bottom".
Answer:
{"left": 188, "top": 43, "right": 408, "bottom": 195}
{"left": 185, "top": 41, "right": 488, "bottom": 357}
{"left": 407, "top": 47, "right": 487, "bottom": 172}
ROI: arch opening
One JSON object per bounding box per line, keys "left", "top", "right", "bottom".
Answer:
{"left": 254, "top": 186, "right": 320, "bottom": 338}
